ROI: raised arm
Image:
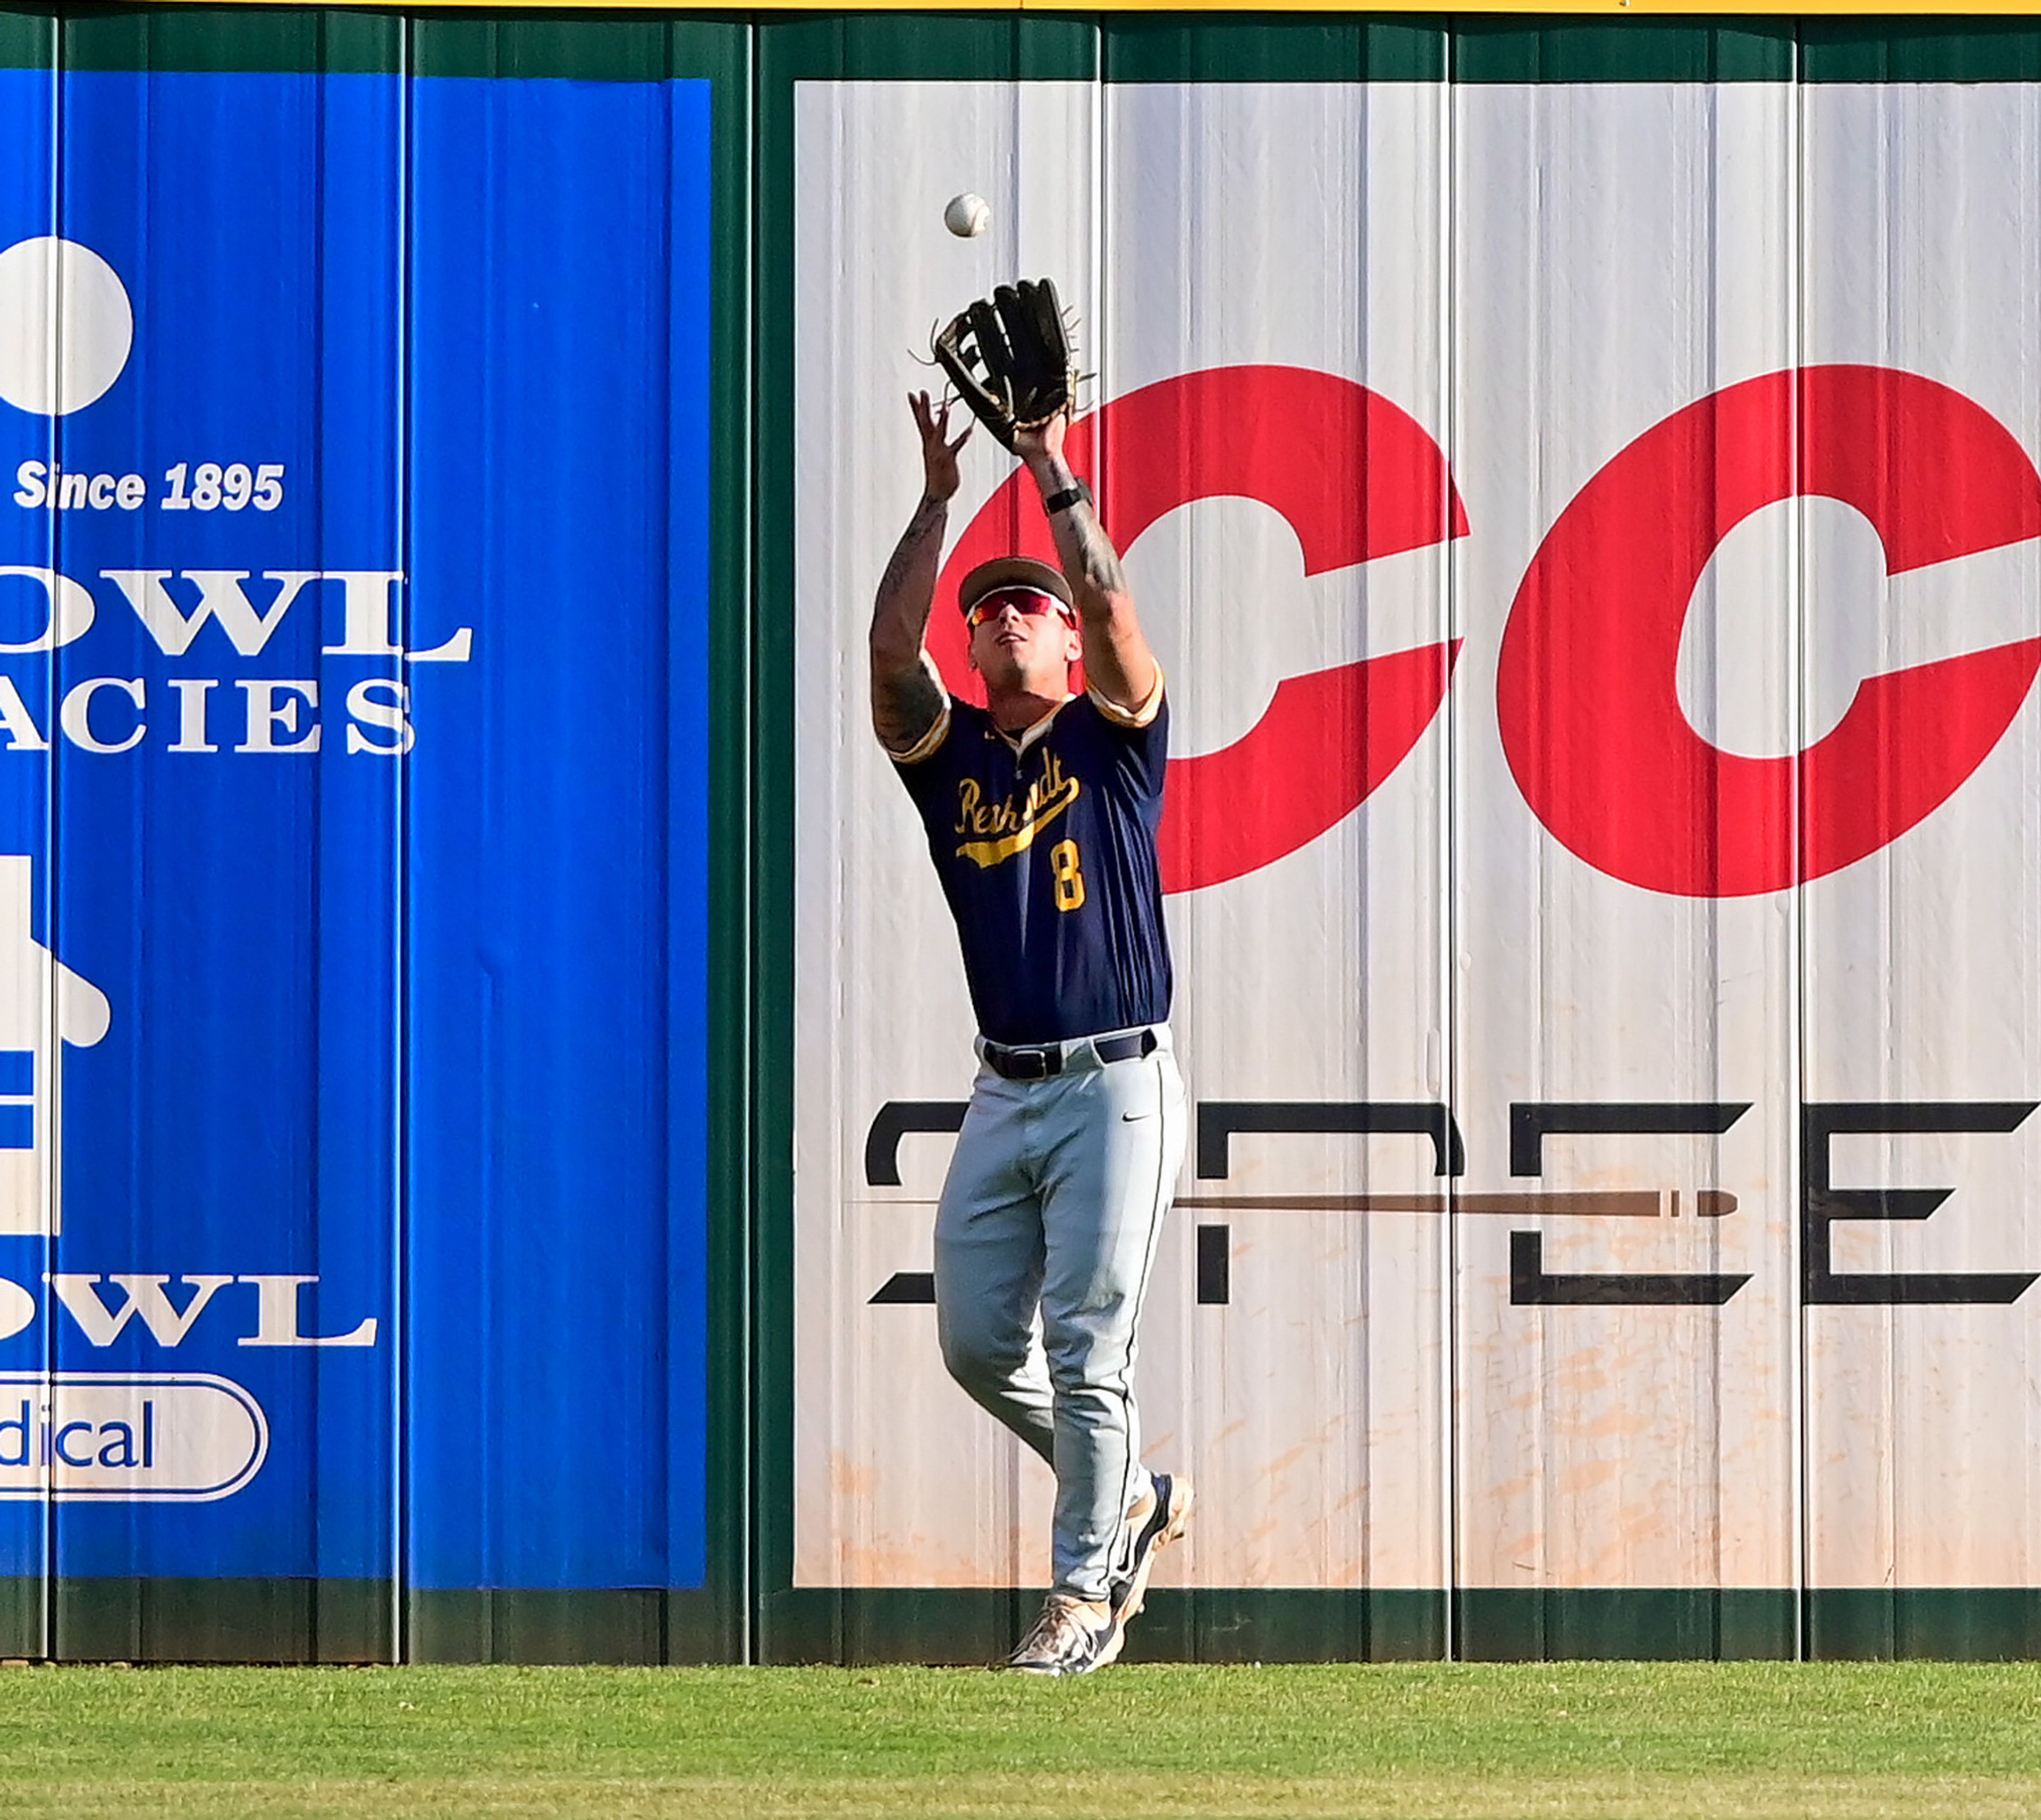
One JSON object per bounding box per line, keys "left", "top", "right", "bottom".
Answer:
{"left": 870, "top": 392, "right": 971, "bottom": 753}
{"left": 1015, "top": 412, "right": 1159, "bottom": 714}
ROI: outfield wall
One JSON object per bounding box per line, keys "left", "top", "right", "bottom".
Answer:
{"left": 9, "top": 5, "right": 2041, "bottom": 1662}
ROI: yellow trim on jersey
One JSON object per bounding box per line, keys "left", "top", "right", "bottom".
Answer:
{"left": 1087, "top": 668, "right": 1165, "bottom": 730}
{"left": 884, "top": 652, "right": 951, "bottom": 766}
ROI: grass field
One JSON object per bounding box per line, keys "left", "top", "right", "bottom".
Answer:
{"left": 5, "top": 1662, "right": 2041, "bottom": 1818}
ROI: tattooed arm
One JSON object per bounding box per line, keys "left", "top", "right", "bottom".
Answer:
{"left": 871, "top": 392, "right": 970, "bottom": 753}
{"left": 1014, "top": 411, "right": 1159, "bottom": 714}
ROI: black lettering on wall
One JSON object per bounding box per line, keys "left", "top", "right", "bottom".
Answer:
{"left": 1195, "top": 1224, "right": 1231, "bottom": 1305}
{"left": 1801, "top": 1102, "right": 2039, "bottom": 1305}
{"left": 1511, "top": 1101, "right": 1751, "bottom": 1177}
{"left": 864, "top": 1103, "right": 966, "bottom": 1303}
{"left": 1510, "top": 1232, "right": 1748, "bottom": 1305}
{"left": 1507, "top": 1101, "right": 1752, "bottom": 1306}
{"left": 864, "top": 1101, "right": 968, "bottom": 1187}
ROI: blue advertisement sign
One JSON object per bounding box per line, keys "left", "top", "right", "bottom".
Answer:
{"left": 0, "top": 68, "right": 712, "bottom": 1604}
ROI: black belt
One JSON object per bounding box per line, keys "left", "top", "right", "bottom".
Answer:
{"left": 981, "top": 1029, "right": 1157, "bottom": 1081}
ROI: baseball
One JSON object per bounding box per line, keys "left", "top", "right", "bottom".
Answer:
{"left": 944, "top": 192, "right": 991, "bottom": 239}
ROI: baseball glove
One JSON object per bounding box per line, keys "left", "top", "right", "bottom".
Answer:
{"left": 931, "top": 278, "right": 1076, "bottom": 452}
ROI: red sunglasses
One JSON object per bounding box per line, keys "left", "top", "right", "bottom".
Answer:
{"left": 964, "top": 587, "right": 1077, "bottom": 631}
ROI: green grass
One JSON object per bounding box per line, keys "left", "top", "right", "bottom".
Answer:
{"left": 4, "top": 1663, "right": 2041, "bottom": 1817}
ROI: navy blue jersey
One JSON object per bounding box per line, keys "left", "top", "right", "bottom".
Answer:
{"left": 892, "top": 682, "right": 1173, "bottom": 1044}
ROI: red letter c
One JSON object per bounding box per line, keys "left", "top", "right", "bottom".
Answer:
{"left": 1498, "top": 365, "right": 2041, "bottom": 897}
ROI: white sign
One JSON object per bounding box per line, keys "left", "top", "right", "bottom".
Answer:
{"left": 0, "top": 1372, "right": 268, "bottom": 1501}
{"left": 792, "top": 79, "right": 2041, "bottom": 1599}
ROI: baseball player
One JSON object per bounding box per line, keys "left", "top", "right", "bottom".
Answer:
{"left": 867, "top": 357, "right": 1192, "bottom": 1675}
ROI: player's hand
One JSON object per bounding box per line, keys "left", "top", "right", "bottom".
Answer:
{"left": 912, "top": 390, "right": 971, "bottom": 502}
{"left": 1013, "top": 407, "right": 1067, "bottom": 474}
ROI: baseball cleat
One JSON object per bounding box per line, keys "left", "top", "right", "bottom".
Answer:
{"left": 1000, "top": 1592, "right": 1118, "bottom": 1675}
{"left": 1110, "top": 1471, "right": 1195, "bottom": 1631}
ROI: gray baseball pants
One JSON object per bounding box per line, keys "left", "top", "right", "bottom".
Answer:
{"left": 932, "top": 1023, "right": 1187, "bottom": 1602}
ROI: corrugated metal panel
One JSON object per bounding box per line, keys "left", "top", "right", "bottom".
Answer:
{"left": 0, "top": 9, "right": 745, "bottom": 1664}
{"left": 1448, "top": 54, "right": 1799, "bottom": 1659}
{"left": 1798, "top": 75, "right": 2041, "bottom": 1658}
{"left": 0, "top": 4, "right": 55, "bottom": 1669}
{"left": 1108, "top": 58, "right": 1455, "bottom": 1656}
{"left": 47, "top": 12, "right": 408, "bottom": 1666}
{"left": 768, "top": 15, "right": 2041, "bottom": 1664}
{"left": 756, "top": 11, "right": 1101, "bottom": 1668}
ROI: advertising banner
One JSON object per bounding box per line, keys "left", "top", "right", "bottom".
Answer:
{"left": 783, "top": 46, "right": 2041, "bottom": 1656}
{"left": 0, "top": 31, "right": 727, "bottom": 1662}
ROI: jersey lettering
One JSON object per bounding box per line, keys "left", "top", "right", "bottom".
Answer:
{"left": 953, "top": 754, "right": 1081, "bottom": 869}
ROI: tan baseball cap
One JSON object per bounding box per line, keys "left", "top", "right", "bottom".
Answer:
{"left": 957, "top": 556, "right": 1074, "bottom": 618}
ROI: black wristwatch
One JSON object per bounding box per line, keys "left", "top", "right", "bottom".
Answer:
{"left": 1043, "top": 479, "right": 1093, "bottom": 516}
